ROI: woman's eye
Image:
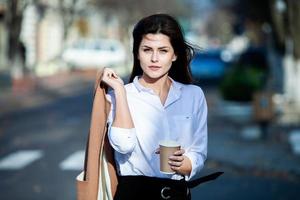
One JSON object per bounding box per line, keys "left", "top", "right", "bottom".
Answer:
{"left": 143, "top": 49, "right": 151, "bottom": 52}
{"left": 160, "top": 50, "right": 168, "bottom": 53}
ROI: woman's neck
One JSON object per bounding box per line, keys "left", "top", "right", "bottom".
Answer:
{"left": 139, "top": 74, "right": 171, "bottom": 96}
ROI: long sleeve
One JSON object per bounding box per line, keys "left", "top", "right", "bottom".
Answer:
{"left": 184, "top": 89, "right": 208, "bottom": 181}
{"left": 106, "top": 91, "right": 137, "bottom": 154}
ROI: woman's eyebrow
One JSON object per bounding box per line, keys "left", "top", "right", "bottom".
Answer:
{"left": 141, "top": 45, "right": 170, "bottom": 49}
{"left": 158, "top": 46, "right": 170, "bottom": 49}
{"left": 141, "top": 45, "right": 152, "bottom": 48}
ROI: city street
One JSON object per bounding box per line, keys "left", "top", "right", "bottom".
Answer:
{"left": 0, "top": 78, "right": 299, "bottom": 200}
{"left": 1, "top": 0, "right": 300, "bottom": 199}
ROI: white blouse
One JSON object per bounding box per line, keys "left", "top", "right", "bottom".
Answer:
{"left": 106, "top": 76, "right": 207, "bottom": 181}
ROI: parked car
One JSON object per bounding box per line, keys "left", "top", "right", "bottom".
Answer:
{"left": 62, "top": 39, "right": 126, "bottom": 69}
{"left": 190, "top": 49, "right": 230, "bottom": 80}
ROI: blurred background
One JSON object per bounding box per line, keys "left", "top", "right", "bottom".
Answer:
{"left": 0, "top": 0, "right": 300, "bottom": 199}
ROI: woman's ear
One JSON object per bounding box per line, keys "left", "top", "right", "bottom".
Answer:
{"left": 172, "top": 54, "right": 177, "bottom": 62}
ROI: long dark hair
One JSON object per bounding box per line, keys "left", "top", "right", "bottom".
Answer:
{"left": 129, "top": 14, "right": 194, "bottom": 84}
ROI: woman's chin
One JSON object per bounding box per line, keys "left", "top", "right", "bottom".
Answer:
{"left": 143, "top": 73, "right": 167, "bottom": 81}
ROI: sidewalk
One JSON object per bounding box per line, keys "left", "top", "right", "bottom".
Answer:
{"left": 205, "top": 90, "right": 300, "bottom": 179}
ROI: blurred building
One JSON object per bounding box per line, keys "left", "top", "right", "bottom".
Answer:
{"left": 17, "top": 0, "right": 124, "bottom": 76}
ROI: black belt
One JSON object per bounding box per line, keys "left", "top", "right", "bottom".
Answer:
{"left": 188, "top": 171, "right": 224, "bottom": 188}
{"left": 116, "top": 175, "right": 189, "bottom": 200}
{"left": 115, "top": 172, "right": 223, "bottom": 200}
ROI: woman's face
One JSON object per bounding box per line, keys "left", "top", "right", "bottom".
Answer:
{"left": 138, "top": 33, "right": 177, "bottom": 80}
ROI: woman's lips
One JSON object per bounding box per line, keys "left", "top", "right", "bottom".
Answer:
{"left": 148, "top": 66, "right": 161, "bottom": 71}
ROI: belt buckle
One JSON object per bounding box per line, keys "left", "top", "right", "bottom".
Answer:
{"left": 161, "top": 186, "right": 171, "bottom": 199}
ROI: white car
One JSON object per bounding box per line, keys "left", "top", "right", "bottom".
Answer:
{"left": 62, "top": 39, "right": 126, "bottom": 68}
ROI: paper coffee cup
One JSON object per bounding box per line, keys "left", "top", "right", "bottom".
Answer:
{"left": 159, "top": 140, "right": 180, "bottom": 174}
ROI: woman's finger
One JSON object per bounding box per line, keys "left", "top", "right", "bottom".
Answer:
{"left": 106, "top": 72, "right": 114, "bottom": 78}
{"left": 168, "top": 160, "right": 182, "bottom": 167}
{"left": 171, "top": 166, "right": 181, "bottom": 171}
{"left": 169, "top": 155, "right": 184, "bottom": 162}
{"left": 104, "top": 68, "right": 115, "bottom": 76}
{"left": 155, "top": 148, "right": 160, "bottom": 154}
{"left": 173, "top": 149, "right": 185, "bottom": 156}
{"left": 112, "top": 72, "right": 118, "bottom": 78}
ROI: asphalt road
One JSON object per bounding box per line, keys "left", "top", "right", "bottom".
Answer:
{"left": 0, "top": 86, "right": 299, "bottom": 200}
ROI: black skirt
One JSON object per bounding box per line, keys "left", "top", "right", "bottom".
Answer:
{"left": 114, "top": 175, "right": 191, "bottom": 200}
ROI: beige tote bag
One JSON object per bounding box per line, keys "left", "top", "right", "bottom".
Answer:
{"left": 76, "top": 70, "right": 118, "bottom": 200}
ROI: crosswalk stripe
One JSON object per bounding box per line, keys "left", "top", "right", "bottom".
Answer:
{"left": 0, "top": 150, "right": 43, "bottom": 170}
{"left": 59, "top": 150, "right": 85, "bottom": 170}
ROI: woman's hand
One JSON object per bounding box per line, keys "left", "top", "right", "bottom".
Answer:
{"left": 101, "top": 68, "right": 124, "bottom": 90}
{"left": 102, "top": 67, "right": 135, "bottom": 130}
{"left": 168, "top": 149, "right": 192, "bottom": 176}
{"left": 155, "top": 148, "right": 192, "bottom": 176}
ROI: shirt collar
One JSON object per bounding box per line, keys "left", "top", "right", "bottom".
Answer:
{"left": 133, "top": 76, "right": 153, "bottom": 93}
{"left": 132, "top": 76, "right": 182, "bottom": 107}
{"left": 132, "top": 76, "right": 182, "bottom": 94}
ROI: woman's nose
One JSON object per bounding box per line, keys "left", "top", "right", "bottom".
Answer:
{"left": 151, "top": 51, "right": 159, "bottom": 62}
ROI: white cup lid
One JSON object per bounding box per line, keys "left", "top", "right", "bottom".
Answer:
{"left": 159, "top": 140, "right": 180, "bottom": 147}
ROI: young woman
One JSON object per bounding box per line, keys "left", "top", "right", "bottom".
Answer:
{"left": 101, "top": 13, "right": 207, "bottom": 200}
